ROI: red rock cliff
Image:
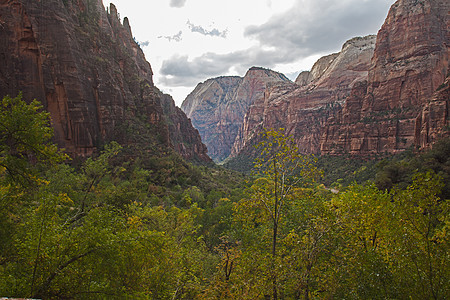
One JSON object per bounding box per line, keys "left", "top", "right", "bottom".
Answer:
{"left": 0, "top": 0, "right": 209, "bottom": 161}
{"left": 231, "top": 35, "right": 376, "bottom": 156}
{"left": 320, "top": 0, "right": 449, "bottom": 155}
{"left": 181, "top": 67, "right": 290, "bottom": 162}
{"left": 229, "top": 0, "right": 448, "bottom": 160}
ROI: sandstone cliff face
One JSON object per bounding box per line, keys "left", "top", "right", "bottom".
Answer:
{"left": 160, "top": 90, "right": 210, "bottom": 162}
{"left": 181, "top": 76, "right": 242, "bottom": 162}
{"left": 416, "top": 77, "right": 449, "bottom": 149}
{"left": 181, "top": 67, "right": 290, "bottom": 162}
{"left": 320, "top": 0, "right": 449, "bottom": 155}
{"left": 230, "top": 0, "right": 448, "bottom": 161}
{"left": 0, "top": 0, "right": 209, "bottom": 161}
{"left": 231, "top": 35, "right": 376, "bottom": 156}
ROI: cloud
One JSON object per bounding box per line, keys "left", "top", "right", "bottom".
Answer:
{"left": 159, "top": 46, "right": 298, "bottom": 87}
{"left": 159, "top": 0, "right": 394, "bottom": 88}
{"left": 187, "top": 21, "right": 228, "bottom": 38}
{"left": 244, "top": 0, "right": 393, "bottom": 58}
{"left": 158, "top": 31, "right": 183, "bottom": 42}
{"left": 169, "top": 0, "right": 187, "bottom": 8}
{"left": 159, "top": 54, "right": 236, "bottom": 86}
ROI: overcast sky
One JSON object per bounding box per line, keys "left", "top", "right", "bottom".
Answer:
{"left": 107, "top": 0, "right": 395, "bottom": 106}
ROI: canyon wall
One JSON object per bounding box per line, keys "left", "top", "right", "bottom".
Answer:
{"left": 181, "top": 67, "right": 290, "bottom": 162}
{"left": 231, "top": 35, "right": 377, "bottom": 157}
{"left": 223, "top": 0, "right": 449, "bottom": 162}
{"left": 320, "top": 0, "right": 449, "bottom": 155}
{"left": 0, "top": 0, "right": 209, "bottom": 161}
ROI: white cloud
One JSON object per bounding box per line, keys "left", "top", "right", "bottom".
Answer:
{"left": 158, "top": 31, "right": 183, "bottom": 42}
{"left": 187, "top": 21, "right": 228, "bottom": 38}
{"left": 245, "top": 0, "right": 393, "bottom": 57}
{"left": 170, "top": 0, "right": 187, "bottom": 8}
{"left": 107, "top": 0, "right": 395, "bottom": 105}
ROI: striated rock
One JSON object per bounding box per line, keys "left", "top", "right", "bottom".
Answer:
{"left": 181, "top": 76, "right": 243, "bottom": 162}
{"left": 0, "top": 0, "right": 209, "bottom": 161}
{"left": 295, "top": 53, "right": 339, "bottom": 86}
{"left": 231, "top": 35, "right": 376, "bottom": 157}
{"left": 295, "top": 71, "right": 314, "bottom": 87}
{"left": 160, "top": 90, "right": 210, "bottom": 162}
{"left": 320, "top": 0, "right": 449, "bottom": 155}
{"left": 181, "top": 67, "right": 290, "bottom": 162}
{"left": 230, "top": 0, "right": 448, "bottom": 161}
{"left": 415, "top": 76, "right": 449, "bottom": 150}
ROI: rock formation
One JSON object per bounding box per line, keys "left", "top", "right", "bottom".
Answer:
{"left": 231, "top": 35, "right": 377, "bottom": 156}
{"left": 186, "top": 0, "right": 448, "bottom": 165}
{"left": 229, "top": 0, "right": 448, "bottom": 161}
{"left": 0, "top": 0, "right": 210, "bottom": 161}
{"left": 181, "top": 67, "right": 290, "bottom": 162}
{"left": 320, "top": 0, "right": 449, "bottom": 155}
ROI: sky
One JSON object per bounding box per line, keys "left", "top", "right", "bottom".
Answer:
{"left": 107, "top": 0, "right": 395, "bottom": 106}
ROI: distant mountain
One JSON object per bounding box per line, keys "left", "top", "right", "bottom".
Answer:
{"left": 184, "top": 0, "right": 449, "bottom": 167}
{"left": 0, "top": 0, "right": 209, "bottom": 162}
{"left": 181, "top": 67, "right": 290, "bottom": 162}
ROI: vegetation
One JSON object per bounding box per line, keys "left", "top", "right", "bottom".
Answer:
{"left": 0, "top": 95, "right": 448, "bottom": 299}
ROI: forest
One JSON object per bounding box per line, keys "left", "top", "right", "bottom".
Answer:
{"left": 0, "top": 94, "right": 448, "bottom": 299}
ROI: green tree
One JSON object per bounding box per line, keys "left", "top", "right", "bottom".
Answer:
{"left": 235, "top": 129, "right": 320, "bottom": 299}
{"left": 388, "top": 172, "right": 449, "bottom": 299}
{"left": 0, "top": 94, "right": 66, "bottom": 296}
{"left": 0, "top": 93, "right": 65, "bottom": 186}
{"left": 329, "top": 183, "right": 395, "bottom": 298}
{"left": 279, "top": 186, "right": 335, "bottom": 299}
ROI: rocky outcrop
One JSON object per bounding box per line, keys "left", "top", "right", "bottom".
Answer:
{"left": 0, "top": 0, "right": 209, "bottom": 161}
{"left": 295, "top": 53, "right": 339, "bottom": 87}
{"left": 320, "top": 0, "right": 449, "bottom": 155}
{"left": 231, "top": 35, "right": 377, "bottom": 156}
{"left": 181, "top": 76, "right": 242, "bottom": 162}
{"left": 160, "top": 90, "right": 210, "bottom": 162}
{"left": 416, "top": 77, "right": 449, "bottom": 149}
{"left": 228, "top": 0, "right": 448, "bottom": 161}
{"left": 181, "top": 67, "right": 290, "bottom": 162}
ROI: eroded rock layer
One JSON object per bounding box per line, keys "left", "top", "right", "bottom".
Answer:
{"left": 0, "top": 0, "right": 209, "bottom": 161}
{"left": 230, "top": 0, "right": 448, "bottom": 160}
{"left": 181, "top": 67, "right": 290, "bottom": 162}
{"left": 320, "top": 0, "right": 449, "bottom": 155}
{"left": 231, "top": 35, "right": 377, "bottom": 156}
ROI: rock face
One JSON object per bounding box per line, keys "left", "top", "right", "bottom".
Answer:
{"left": 228, "top": 0, "right": 449, "bottom": 161}
{"left": 231, "top": 35, "right": 377, "bottom": 156}
{"left": 415, "top": 77, "right": 449, "bottom": 149}
{"left": 320, "top": 0, "right": 449, "bottom": 155}
{"left": 160, "top": 91, "right": 209, "bottom": 161}
{"left": 0, "top": 0, "right": 209, "bottom": 161}
{"left": 181, "top": 67, "right": 290, "bottom": 162}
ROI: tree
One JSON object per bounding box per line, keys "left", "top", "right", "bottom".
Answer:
{"left": 0, "top": 94, "right": 66, "bottom": 295}
{"left": 328, "top": 183, "right": 395, "bottom": 298}
{"left": 0, "top": 93, "right": 64, "bottom": 186}
{"left": 389, "top": 172, "right": 449, "bottom": 299}
{"left": 235, "top": 129, "right": 320, "bottom": 299}
{"left": 280, "top": 186, "right": 335, "bottom": 299}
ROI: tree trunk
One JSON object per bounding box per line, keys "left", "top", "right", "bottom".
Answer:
{"left": 272, "top": 159, "right": 278, "bottom": 300}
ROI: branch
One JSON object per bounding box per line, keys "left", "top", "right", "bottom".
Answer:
{"left": 258, "top": 193, "right": 275, "bottom": 221}
{"left": 34, "top": 248, "right": 97, "bottom": 298}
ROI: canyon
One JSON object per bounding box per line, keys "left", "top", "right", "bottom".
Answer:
{"left": 181, "top": 68, "right": 290, "bottom": 162}
{"left": 0, "top": 0, "right": 209, "bottom": 161}
{"left": 183, "top": 0, "right": 449, "bottom": 162}
{"left": 0, "top": 0, "right": 447, "bottom": 166}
